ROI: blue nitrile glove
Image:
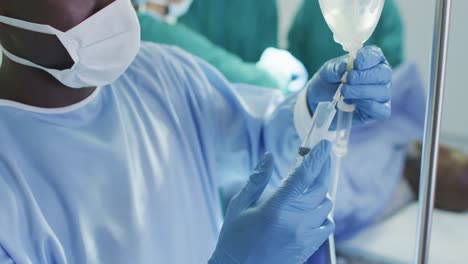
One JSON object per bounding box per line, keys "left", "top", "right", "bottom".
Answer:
{"left": 307, "top": 46, "right": 392, "bottom": 128}
{"left": 209, "top": 141, "right": 334, "bottom": 264}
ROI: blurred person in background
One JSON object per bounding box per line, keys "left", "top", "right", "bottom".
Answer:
{"left": 132, "top": 0, "right": 309, "bottom": 94}
{"left": 179, "top": 0, "right": 403, "bottom": 75}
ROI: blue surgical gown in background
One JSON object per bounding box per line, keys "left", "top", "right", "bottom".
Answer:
{"left": 0, "top": 43, "right": 310, "bottom": 263}
{"left": 334, "top": 62, "right": 426, "bottom": 240}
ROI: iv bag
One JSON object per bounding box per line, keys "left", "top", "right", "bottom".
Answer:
{"left": 319, "top": 0, "right": 385, "bottom": 54}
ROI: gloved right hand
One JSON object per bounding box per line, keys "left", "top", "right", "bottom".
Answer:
{"left": 306, "top": 46, "right": 392, "bottom": 128}
{"left": 209, "top": 141, "right": 334, "bottom": 264}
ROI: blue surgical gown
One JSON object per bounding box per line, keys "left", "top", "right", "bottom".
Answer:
{"left": 0, "top": 43, "right": 311, "bottom": 263}
{"left": 0, "top": 40, "right": 425, "bottom": 263}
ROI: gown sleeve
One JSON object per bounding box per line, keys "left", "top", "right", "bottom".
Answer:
{"left": 158, "top": 45, "right": 314, "bottom": 188}
{"left": 0, "top": 246, "right": 14, "bottom": 264}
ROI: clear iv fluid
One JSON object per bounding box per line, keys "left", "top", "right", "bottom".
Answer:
{"left": 333, "top": 109, "right": 354, "bottom": 157}
{"left": 318, "top": 0, "right": 386, "bottom": 156}
{"left": 318, "top": 2, "right": 386, "bottom": 264}
{"left": 319, "top": 0, "right": 385, "bottom": 53}
{"left": 301, "top": 101, "right": 336, "bottom": 150}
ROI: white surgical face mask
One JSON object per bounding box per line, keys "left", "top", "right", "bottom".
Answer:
{"left": 148, "top": 0, "right": 193, "bottom": 18}
{"left": 0, "top": 0, "right": 141, "bottom": 89}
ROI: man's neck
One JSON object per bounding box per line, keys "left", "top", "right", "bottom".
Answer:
{"left": 0, "top": 55, "right": 96, "bottom": 108}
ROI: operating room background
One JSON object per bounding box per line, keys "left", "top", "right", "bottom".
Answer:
{"left": 277, "top": 0, "right": 468, "bottom": 152}
{"left": 394, "top": 0, "right": 468, "bottom": 152}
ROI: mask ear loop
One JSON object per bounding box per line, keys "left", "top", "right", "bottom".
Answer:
{"left": 2, "top": 15, "right": 84, "bottom": 67}
{"left": 0, "top": 15, "right": 62, "bottom": 35}
{"left": 0, "top": 16, "right": 79, "bottom": 71}
{"left": 1, "top": 44, "right": 79, "bottom": 76}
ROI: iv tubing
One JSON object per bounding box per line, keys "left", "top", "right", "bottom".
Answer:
{"left": 327, "top": 54, "right": 355, "bottom": 264}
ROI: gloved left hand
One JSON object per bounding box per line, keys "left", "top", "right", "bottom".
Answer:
{"left": 307, "top": 45, "right": 392, "bottom": 128}
{"left": 210, "top": 141, "right": 334, "bottom": 264}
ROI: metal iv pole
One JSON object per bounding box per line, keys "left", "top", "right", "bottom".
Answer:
{"left": 414, "top": 0, "right": 452, "bottom": 263}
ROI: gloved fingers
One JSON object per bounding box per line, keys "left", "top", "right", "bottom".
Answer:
{"left": 303, "top": 198, "right": 334, "bottom": 228}
{"left": 295, "top": 157, "right": 332, "bottom": 207}
{"left": 225, "top": 153, "right": 274, "bottom": 217}
{"left": 353, "top": 46, "right": 387, "bottom": 71}
{"left": 280, "top": 140, "right": 332, "bottom": 196}
{"left": 283, "top": 194, "right": 332, "bottom": 227}
{"left": 302, "top": 218, "right": 335, "bottom": 248}
{"left": 303, "top": 152, "right": 332, "bottom": 194}
{"left": 219, "top": 180, "right": 250, "bottom": 214}
{"left": 280, "top": 181, "right": 329, "bottom": 213}
{"left": 301, "top": 219, "right": 335, "bottom": 255}
{"left": 306, "top": 78, "right": 338, "bottom": 109}
{"left": 355, "top": 100, "right": 391, "bottom": 122}
{"left": 347, "top": 63, "right": 392, "bottom": 85}
{"left": 311, "top": 157, "right": 332, "bottom": 188}
{"left": 341, "top": 83, "right": 391, "bottom": 103}
{"left": 289, "top": 158, "right": 331, "bottom": 211}
{"left": 319, "top": 57, "right": 348, "bottom": 83}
